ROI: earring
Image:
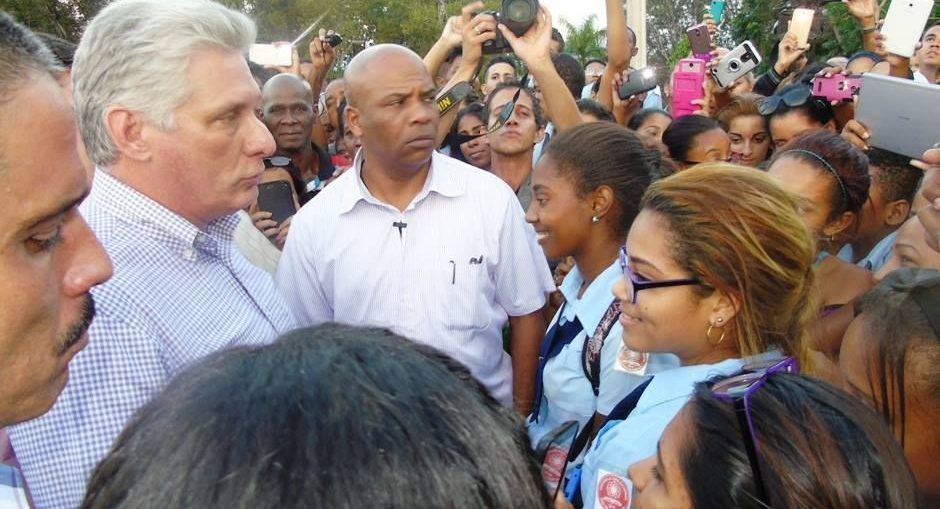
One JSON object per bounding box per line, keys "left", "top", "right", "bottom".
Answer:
{"left": 706, "top": 323, "right": 727, "bottom": 346}
{"left": 592, "top": 216, "right": 600, "bottom": 224}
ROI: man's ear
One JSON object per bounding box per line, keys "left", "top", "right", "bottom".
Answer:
{"left": 104, "top": 105, "right": 151, "bottom": 162}
{"left": 346, "top": 106, "right": 363, "bottom": 139}
{"left": 886, "top": 199, "right": 912, "bottom": 227}
{"left": 534, "top": 125, "right": 546, "bottom": 145}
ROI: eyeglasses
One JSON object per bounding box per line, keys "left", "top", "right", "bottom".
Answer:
{"left": 618, "top": 246, "right": 701, "bottom": 304}
{"left": 758, "top": 84, "right": 834, "bottom": 118}
{"left": 711, "top": 356, "right": 798, "bottom": 506}
{"left": 264, "top": 156, "right": 293, "bottom": 168}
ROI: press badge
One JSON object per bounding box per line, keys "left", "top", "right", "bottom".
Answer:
{"left": 614, "top": 342, "right": 649, "bottom": 376}
{"left": 595, "top": 469, "right": 633, "bottom": 509}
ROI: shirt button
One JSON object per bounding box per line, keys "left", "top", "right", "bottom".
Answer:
{"left": 181, "top": 247, "right": 195, "bottom": 260}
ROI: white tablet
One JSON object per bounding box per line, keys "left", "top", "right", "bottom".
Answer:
{"left": 856, "top": 73, "right": 940, "bottom": 160}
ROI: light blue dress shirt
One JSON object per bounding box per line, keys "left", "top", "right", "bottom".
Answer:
{"left": 8, "top": 170, "right": 296, "bottom": 509}
{"left": 836, "top": 230, "right": 899, "bottom": 272}
{"left": 528, "top": 262, "right": 679, "bottom": 447}
{"left": 578, "top": 358, "right": 744, "bottom": 509}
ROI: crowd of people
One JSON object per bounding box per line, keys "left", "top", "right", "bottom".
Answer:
{"left": 1, "top": 0, "right": 939, "bottom": 507}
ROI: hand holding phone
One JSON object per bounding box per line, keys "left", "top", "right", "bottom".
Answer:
{"left": 811, "top": 73, "right": 861, "bottom": 103}
{"left": 711, "top": 41, "right": 762, "bottom": 89}
{"left": 619, "top": 68, "right": 658, "bottom": 100}
{"left": 687, "top": 23, "right": 713, "bottom": 60}
{"left": 710, "top": 0, "right": 726, "bottom": 24}
{"left": 788, "top": 8, "right": 815, "bottom": 49}
{"left": 880, "top": 0, "right": 934, "bottom": 58}
{"left": 672, "top": 58, "right": 707, "bottom": 118}
{"left": 257, "top": 181, "right": 297, "bottom": 225}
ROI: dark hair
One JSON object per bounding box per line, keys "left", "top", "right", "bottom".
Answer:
{"left": 772, "top": 130, "right": 870, "bottom": 221}
{"left": 627, "top": 108, "right": 672, "bottom": 131}
{"left": 626, "top": 26, "right": 637, "bottom": 46}
{"left": 847, "top": 50, "right": 884, "bottom": 66}
{"left": 867, "top": 148, "right": 922, "bottom": 204}
{"left": 484, "top": 80, "right": 546, "bottom": 128}
{"left": 661, "top": 115, "right": 723, "bottom": 163}
{"left": 483, "top": 55, "right": 517, "bottom": 80}
{"left": 854, "top": 268, "right": 940, "bottom": 446}
{"left": 765, "top": 83, "right": 834, "bottom": 127}
{"left": 550, "top": 27, "right": 565, "bottom": 51}
{"left": 81, "top": 325, "right": 549, "bottom": 509}
{"left": 584, "top": 57, "right": 607, "bottom": 68}
{"left": 337, "top": 96, "right": 349, "bottom": 140}
{"left": 576, "top": 98, "right": 614, "bottom": 122}
{"left": 551, "top": 52, "right": 585, "bottom": 99}
{"left": 0, "top": 11, "right": 63, "bottom": 102}
{"left": 682, "top": 373, "right": 920, "bottom": 509}
{"left": 543, "top": 123, "right": 660, "bottom": 238}
{"left": 35, "top": 32, "right": 76, "bottom": 68}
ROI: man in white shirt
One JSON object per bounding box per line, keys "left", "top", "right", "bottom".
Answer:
{"left": 277, "top": 44, "right": 553, "bottom": 414}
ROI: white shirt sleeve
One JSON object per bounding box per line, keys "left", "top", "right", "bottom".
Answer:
{"left": 275, "top": 208, "right": 334, "bottom": 326}
{"left": 493, "top": 195, "right": 553, "bottom": 317}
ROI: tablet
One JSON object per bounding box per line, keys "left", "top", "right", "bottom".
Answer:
{"left": 856, "top": 73, "right": 940, "bottom": 160}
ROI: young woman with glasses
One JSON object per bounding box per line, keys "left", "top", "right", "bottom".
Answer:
{"left": 525, "top": 123, "right": 679, "bottom": 451}
{"left": 841, "top": 268, "right": 940, "bottom": 507}
{"left": 561, "top": 164, "right": 815, "bottom": 509}
{"left": 627, "top": 366, "right": 919, "bottom": 509}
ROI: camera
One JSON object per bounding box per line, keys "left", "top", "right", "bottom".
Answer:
{"left": 478, "top": 0, "right": 539, "bottom": 55}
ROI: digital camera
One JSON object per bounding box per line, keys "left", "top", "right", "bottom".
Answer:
{"left": 479, "top": 0, "right": 539, "bottom": 55}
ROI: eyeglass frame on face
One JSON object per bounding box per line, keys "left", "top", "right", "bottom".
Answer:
{"left": 618, "top": 246, "right": 702, "bottom": 305}
{"left": 710, "top": 356, "right": 799, "bottom": 507}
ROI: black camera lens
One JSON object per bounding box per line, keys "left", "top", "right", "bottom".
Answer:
{"left": 504, "top": 0, "right": 535, "bottom": 22}
{"left": 729, "top": 60, "right": 740, "bottom": 71}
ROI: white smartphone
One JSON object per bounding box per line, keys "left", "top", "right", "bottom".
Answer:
{"left": 789, "top": 8, "right": 815, "bottom": 48}
{"left": 248, "top": 43, "right": 293, "bottom": 67}
{"left": 880, "top": 0, "right": 934, "bottom": 58}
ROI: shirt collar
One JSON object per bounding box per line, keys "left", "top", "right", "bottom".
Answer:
{"left": 559, "top": 261, "right": 622, "bottom": 334}
{"left": 91, "top": 168, "right": 240, "bottom": 257}
{"left": 337, "top": 150, "right": 465, "bottom": 215}
{"left": 637, "top": 358, "right": 745, "bottom": 409}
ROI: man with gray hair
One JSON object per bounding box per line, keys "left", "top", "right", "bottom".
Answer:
{"left": 7, "top": 1, "right": 294, "bottom": 507}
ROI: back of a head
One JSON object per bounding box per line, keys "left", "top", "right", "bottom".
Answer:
{"left": 683, "top": 373, "right": 920, "bottom": 508}
{"left": 72, "top": 0, "right": 256, "bottom": 167}
{"left": 774, "top": 130, "right": 870, "bottom": 218}
{"left": 575, "top": 98, "right": 614, "bottom": 123}
{"left": 81, "top": 324, "right": 548, "bottom": 509}
{"left": 640, "top": 164, "right": 815, "bottom": 363}
{"left": 867, "top": 148, "right": 923, "bottom": 204}
{"left": 543, "top": 122, "right": 661, "bottom": 237}
{"left": 551, "top": 52, "right": 585, "bottom": 99}
{"left": 661, "top": 115, "right": 722, "bottom": 164}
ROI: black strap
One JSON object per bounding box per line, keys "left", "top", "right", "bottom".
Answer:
{"left": 436, "top": 81, "right": 472, "bottom": 117}
{"left": 580, "top": 300, "right": 621, "bottom": 396}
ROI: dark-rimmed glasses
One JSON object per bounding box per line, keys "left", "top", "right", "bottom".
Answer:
{"left": 711, "top": 356, "right": 798, "bottom": 506}
{"left": 618, "top": 246, "right": 701, "bottom": 304}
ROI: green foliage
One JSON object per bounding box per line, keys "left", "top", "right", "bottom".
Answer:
{"left": 1, "top": 0, "right": 107, "bottom": 41}
{"left": 559, "top": 14, "right": 606, "bottom": 66}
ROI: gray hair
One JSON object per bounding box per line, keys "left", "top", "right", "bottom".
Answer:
{"left": 72, "top": 0, "right": 256, "bottom": 167}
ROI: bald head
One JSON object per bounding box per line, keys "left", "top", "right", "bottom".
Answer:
{"left": 344, "top": 44, "right": 428, "bottom": 107}
{"left": 262, "top": 73, "right": 313, "bottom": 104}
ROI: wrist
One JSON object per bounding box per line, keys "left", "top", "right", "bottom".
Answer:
{"left": 773, "top": 62, "right": 790, "bottom": 78}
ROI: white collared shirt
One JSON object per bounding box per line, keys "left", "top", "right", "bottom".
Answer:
{"left": 277, "top": 151, "right": 554, "bottom": 404}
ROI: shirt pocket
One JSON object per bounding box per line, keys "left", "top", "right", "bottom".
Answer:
{"left": 439, "top": 255, "right": 492, "bottom": 330}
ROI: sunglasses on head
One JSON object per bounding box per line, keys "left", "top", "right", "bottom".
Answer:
{"left": 264, "top": 156, "right": 293, "bottom": 169}
{"left": 758, "top": 85, "right": 829, "bottom": 116}
{"left": 711, "top": 356, "right": 798, "bottom": 506}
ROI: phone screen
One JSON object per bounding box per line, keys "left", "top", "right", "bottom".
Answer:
{"left": 257, "top": 181, "right": 297, "bottom": 225}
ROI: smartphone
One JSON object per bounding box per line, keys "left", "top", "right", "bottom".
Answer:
{"left": 687, "top": 23, "right": 713, "bottom": 59}
{"left": 711, "top": 40, "right": 762, "bottom": 89}
{"left": 257, "top": 181, "right": 297, "bottom": 225}
{"left": 249, "top": 43, "right": 293, "bottom": 67}
{"left": 710, "top": 0, "right": 726, "bottom": 23}
{"left": 811, "top": 74, "right": 861, "bottom": 102}
{"left": 672, "top": 58, "right": 706, "bottom": 118}
{"left": 789, "top": 8, "right": 815, "bottom": 48}
{"left": 535, "top": 421, "right": 579, "bottom": 500}
{"left": 619, "top": 67, "right": 657, "bottom": 100}
{"left": 881, "top": 0, "right": 934, "bottom": 58}
{"left": 857, "top": 73, "right": 940, "bottom": 159}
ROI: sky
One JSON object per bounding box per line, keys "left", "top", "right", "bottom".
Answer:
{"left": 540, "top": 0, "right": 607, "bottom": 35}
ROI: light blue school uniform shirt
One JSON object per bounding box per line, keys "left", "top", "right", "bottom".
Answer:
{"left": 528, "top": 263, "right": 679, "bottom": 447}
{"left": 578, "top": 358, "right": 744, "bottom": 509}
{"left": 836, "top": 230, "right": 899, "bottom": 272}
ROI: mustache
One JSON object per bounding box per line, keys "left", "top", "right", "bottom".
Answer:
{"left": 58, "top": 295, "right": 96, "bottom": 356}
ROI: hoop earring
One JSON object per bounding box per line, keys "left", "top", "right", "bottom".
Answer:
{"left": 706, "top": 324, "right": 726, "bottom": 346}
